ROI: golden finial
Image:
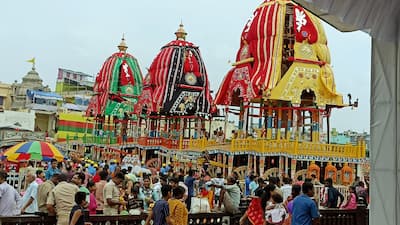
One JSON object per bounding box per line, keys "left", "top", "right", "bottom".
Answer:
{"left": 118, "top": 34, "right": 128, "bottom": 52}
{"left": 175, "top": 23, "right": 187, "bottom": 40}
{"left": 26, "top": 57, "right": 36, "bottom": 70}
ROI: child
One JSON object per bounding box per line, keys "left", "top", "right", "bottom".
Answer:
{"left": 69, "top": 192, "right": 87, "bottom": 225}
{"left": 87, "top": 181, "right": 97, "bottom": 215}
{"left": 265, "top": 193, "right": 287, "bottom": 225}
{"left": 126, "top": 185, "right": 144, "bottom": 215}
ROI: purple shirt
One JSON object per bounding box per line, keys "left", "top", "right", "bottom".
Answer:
{"left": 287, "top": 199, "right": 294, "bottom": 214}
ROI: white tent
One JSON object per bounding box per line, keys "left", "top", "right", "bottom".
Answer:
{"left": 294, "top": 1, "right": 400, "bottom": 225}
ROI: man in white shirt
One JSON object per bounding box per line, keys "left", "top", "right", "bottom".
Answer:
{"left": 213, "top": 175, "right": 241, "bottom": 214}
{"left": 0, "top": 170, "right": 21, "bottom": 216}
{"left": 20, "top": 171, "right": 39, "bottom": 214}
{"left": 210, "top": 173, "right": 225, "bottom": 205}
{"left": 280, "top": 177, "right": 292, "bottom": 201}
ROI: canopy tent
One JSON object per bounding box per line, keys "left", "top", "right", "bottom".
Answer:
{"left": 294, "top": 1, "right": 400, "bottom": 225}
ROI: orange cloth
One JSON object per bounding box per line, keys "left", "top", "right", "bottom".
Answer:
{"left": 207, "top": 190, "right": 214, "bottom": 209}
{"left": 200, "top": 189, "right": 214, "bottom": 209}
{"left": 247, "top": 198, "right": 265, "bottom": 225}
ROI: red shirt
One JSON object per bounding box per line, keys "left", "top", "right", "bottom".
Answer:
{"left": 93, "top": 173, "right": 100, "bottom": 183}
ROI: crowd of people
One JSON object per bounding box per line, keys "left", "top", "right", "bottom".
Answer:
{"left": 239, "top": 172, "right": 370, "bottom": 225}
{"left": 0, "top": 157, "right": 369, "bottom": 225}
{"left": 0, "top": 157, "right": 242, "bottom": 225}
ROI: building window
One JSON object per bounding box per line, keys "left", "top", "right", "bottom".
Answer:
{"left": 0, "top": 96, "right": 3, "bottom": 106}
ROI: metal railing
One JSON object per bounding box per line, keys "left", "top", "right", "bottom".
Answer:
{"left": 63, "top": 135, "right": 366, "bottom": 161}
{"left": 0, "top": 206, "right": 369, "bottom": 225}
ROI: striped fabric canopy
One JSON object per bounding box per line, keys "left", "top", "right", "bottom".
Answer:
{"left": 246, "top": 0, "right": 285, "bottom": 97}
{"left": 215, "top": 0, "right": 285, "bottom": 105}
{"left": 134, "top": 74, "right": 155, "bottom": 116}
{"left": 86, "top": 52, "right": 143, "bottom": 118}
{"left": 138, "top": 38, "right": 213, "bottom": 116}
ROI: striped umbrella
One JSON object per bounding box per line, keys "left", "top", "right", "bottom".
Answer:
{"left": 4, "top": 141, "right": 65, "bottom": 162}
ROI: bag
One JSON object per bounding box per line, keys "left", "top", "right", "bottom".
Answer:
{"left": 189, "top": 197, "right": 211, "bottom": 213}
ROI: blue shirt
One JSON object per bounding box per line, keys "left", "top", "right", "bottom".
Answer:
{"left": 45, "top": 167, "right": 61, "bottom": 180}
{"left": 245, "top": 176, "right": 251, "bottom": 196}
{"left": 249, "top": 181, "right": 259, "bottom": 195}
{"left": 184, "top": 176, "right": 195, "bottom": 197}
{"left": 160, "top": 167, "right": 168, "bottom": 175}
{"left": 109, "top": 163, "right": 116, "bottom": 173}
{"left": 87, "top": 166, "right": 96, "bottom": 176}
{"left": 152, "top": 199, "right": 169, "bottom": 225}
{"left": 292, "top": 194, "right": 320, "bottom": 225}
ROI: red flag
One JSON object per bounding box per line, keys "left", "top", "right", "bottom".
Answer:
{"left": 294, "top": 6, "right": 318, "bottom": 44}
{"left": 119, "top": 60, "right": 134, "bottom": 86}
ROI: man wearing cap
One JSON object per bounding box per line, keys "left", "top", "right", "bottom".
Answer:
{"left": 103, "top": 172, "right": 126, "bottom": 215}
{"left": 37, "top": 173, "right": 60, "bottom": 214}
{"left": 160, "top": 164, "right": 169, "bottom": 176}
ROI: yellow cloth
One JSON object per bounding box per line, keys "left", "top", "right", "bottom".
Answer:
{"left": 168, "top": 199, "right": 188, "bottom": 225}
{"left": 206, "top": 190, "right": 214, "bottom": 209}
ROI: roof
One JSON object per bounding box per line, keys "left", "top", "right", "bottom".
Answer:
{"left": 62, "top": 103, "right": 88, "bottom": 112}
{"left": 58, "top": 68, "right": 93, "bottom": 77}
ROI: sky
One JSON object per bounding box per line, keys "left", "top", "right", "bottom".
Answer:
{"left": 0, "top": 1, "right": 371, "bottom": 133}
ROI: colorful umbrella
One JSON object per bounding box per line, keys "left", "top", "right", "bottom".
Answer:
{"left": 4, "top": 141, "right": 65, "bottom": 162}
